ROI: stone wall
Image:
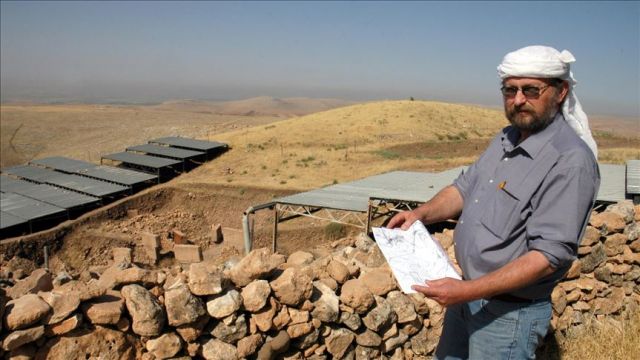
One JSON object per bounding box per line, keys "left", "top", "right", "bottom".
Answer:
{"left": 1, "top": 201, "right": 639, "bottom": 360}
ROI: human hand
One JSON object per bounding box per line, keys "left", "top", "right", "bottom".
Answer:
{"left": 386, "top": 210, "right": 421, "bottom": 230}
{"left": 411, "top": 277, "right": 473, "bottom": 307}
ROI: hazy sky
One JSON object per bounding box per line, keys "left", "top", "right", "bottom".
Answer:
{"left": 1, "top": 1, "right": 638, "bottom": 116}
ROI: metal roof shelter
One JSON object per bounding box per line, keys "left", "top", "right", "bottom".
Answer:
{"left": 1, "top": 175, "right": 99, "bottom": 210}
{"left": 1, "top": 211, "right": 26, "bottom": 230}
{"left": 3, "top": 165, "right": 128, "bottom": 198}
{"left": 243, "top": 162, "right": 635, "bottom": 254}
{"left": 148, "top": 136, "right": 228, "bottom": 159}
{"left": 627, "top": 160, "right": 640, "bottom": 202}
{"left": 1, "top": 192, "right": 67, "bottom": 232}
{"left": 126, "top": 144, "right": 205, "bottom": 172}
{"left": 31, "top": 156, "right": 157, "bottom": 188}
{"left": 101, "top": 152, "right": 182, "bottom": 182}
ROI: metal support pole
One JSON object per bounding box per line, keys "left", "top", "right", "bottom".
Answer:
{"left": 44, "top": 245, "right": 49, "bottom": 271}
{"left": 366, "top": 200, "right": 373, "bottom": 234}
{"left": 272, "top": 206, "right": 279, "bottom": 253}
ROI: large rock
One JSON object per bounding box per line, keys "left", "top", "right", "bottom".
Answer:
{"left": 228, "top": 248, "right": 286, "bottom": 287}
{"left": 590, "top": 211, "right": 626, "bottom": 233}
{"left": 121, "top": 284, "right": 166, "bottom": 337}
{"left": 237, "top": 334, "right": 264, "bottom": 358}
{"left": 293, "top": 328, "right": 319, "bottom": 350}
{"left": 286, "top": 251, "right": 315, "bottom": 267}
{"left": 355, "top": 329, "right": 382, "bottom": 347}
{"left": 164, "top": 280, "right": 206, "bottom": 326}
{"left": 176, "top": 316, "right": 208, "bottom": 343}
{"left": 252, "top": 297, "right": 278, "bottom": 332}
{"left": 581, "top": 226, "right": 601, "bottom": 246}
{"left": 45, "top": 313, "right": 82, "bottom": 336}
{"left": 286, "top": 322, "right": 314, "bottom": 339}
{"left": 98, "top": 264, "right": 157, "bottom": 289}
{"left": 593, "top": 287, "right": 625, "bottom": 315}
{"left": 606, "top": 201, "right": 635, "bottom": 223}
{"left": 146, "top": 332, "right": 182, "bottom": 360}
{"left": 39, "top": 290, "right": 81, "bottom": 325}
{"left": 4, "top": 294, "right": 51, "bottom": 330}
{"left": 604, "top": 233, "right": 628, "bottom": 256}
{"left": 410, "top": 326, "right": 439, "bottom": 356}
{"left": 339, "top": 279, "right": 374, "bottom": 314}
{"left": 360, "top": 267, "right": 396, "bottom": 296}
{"left": 362, "top": 297, "right": 397, "bottom": 332}
{"left": 385, "top": 291, "right": 417, "bottom": 323}
{"left": 2, "top": 325, "right": 44, "bottom": 351}
{"left": 339, "top": 311, "right": 362, "bottom": 331}
{"left": 327, "top": 260, "right": 350, "bottom": 284}
{"left": 36, "top": 326, "right": 136, "bottom": 360}
{"left": 6, "top": 269, "right": 53, "bottom": 299}
{"left": 201, "top": 338, "right": 238, "bottom": 360}
{"left": 270, "top": 267, "right": 313, "bottom": 306}
{"left": 212, "top": 314, "right": 248, "bottom": 343}
{"left": 207, "top": 289, "right": 242, "bottom": 319}
{"left": 625, "top": 223, "right": 640, "bottom": 241}
{"left": 383, "top": 332, "right": 408, "bottom": 353}
{"left": 325, "top": 328, "right": 355, "bottom": 359}
{"left": 188, "top": 262, "right": 225, "bottom": 296}
{"left": 311, "top": 281, "right": 339, "bottom": 323}
{"left": 242, "top": 280, "right": 271, "bottom": 312}
{"left": 82, "top": 290, "right": 124, "bottom": 325}
{"left": 551, "top": 286, "right": 567, "bottom": 314}
{"left": 581, "top": 243, "right": 607, "bottom": 273}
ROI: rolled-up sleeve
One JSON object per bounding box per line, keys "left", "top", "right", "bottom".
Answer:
{"left": 526, "top": 166, "right": 599, "bottom": 269}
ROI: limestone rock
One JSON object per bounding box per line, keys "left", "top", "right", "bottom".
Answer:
{"left": 242, "top": 280, "right": 271, "bottom": 312}
{"left": 581, "top": 243, "right": 607, "bottom": 273}
{"left": 252, "top": 297, "right": 278, "bottom": 332}
{"left": 339, "top": 311, "right": 362, "bottom": 331}
{"left": 581, "top": 226, "right": 601, "bottom": 246}
{"left": 98, "top": 264, "right": 157, "bottom": 289}
{"left": 121, "top": 284, "right": 166, "bottom": 337}
{"left": 408, "top": 293, "right": 430, "bottom": 315}
{"left": 311, "top": 281, "right": 340, "bottom": 323}
{"left": 386, "top": 291, "right": 417, "bottom": 323}
{"left": 287, "top": 251, "right": 315, "bottom": 267}
{"left": 327, "top": 260, "right": 350, "bottom": 284}
{"left": 288, "top": 308, "right": 310, "bottom": 325}
{"left": 270, "top": 267, "right": 313, "bottom": 306}
{"left": 201, "top": 338, "right": 238, "bottom": 360}
{"left": 606, "top": 201, "right": 635, "bottom": 223}
{"left": 237, "top": 334, "right": 264, "bottom": 358}
{"left": 339, "top": 279, "right": 374, "bottom": 314}
{"left": 228, "top": 248, "right": 286, "bottom": 287}
{"left": 362, "top": 297, "right": 397, "bottom": 332}
{"left": 39, "top": 290, "right": 81, "bottom": 325}
{"left": 565, "top": 260, "right": 582, "bottom": 280}
{"left": 212, "top": 314, "right": 248, "bottom": 343}
{"left": 360, "top": 267, "right": 397, "bottom": 296}
{"left": 207, "top": 289, "right": 242, "bottom": 319}
{"left": 410, "top": 326, "right": 438, "bottom": 355}
{"left": 400, "top": 316, "right": 423, "bottom": 336}
{"left": 146, "top": 332, "right": 182, "bottom": 360}
{"left": 269, "top": 329, "right": 291, "bottom": 353}
{"left": 590, "top": 211, "right": 626, "bottom": 233}
{"left": 36, "top": 326, "right": 136, "bottom": 359}
{"left": 605, "top": 233, "right": 628, "bottom": 257}
{"left": 45, "top": 313, "right": 82, "bottom": 336}
{"left": 164, "top": 280, "right": 206, "bottom": 326}
{"left": 625, "top": 222, "right": 640, "bottom": 241}
{"left": 4, "top": 294, "right": 51, "bottom": 330}
{"left": 2, "top": 325, "right": 44, "bottom": 351}
{"left": 317, "top": 277, "right": 339, "bottom": 291}
{"left": 188, "top": 262, "right": 225, "bottom": 296}
{"left": 287, "top": 322, "right": 314, "bottom": 338}
{"left": 293, "top": 328, "right": 319, "bottom": 350}
{"left": 551, "top": 286, "right": 567, "bottom": 314}
{"left": 81, "top": 290, "right": 124, "bottom": 325}
{"left": 355, "top": 329, "right": 382, "bottom": 347}
{"left": 325, "top": 328, "right": 355, "bottom": 359}
{"left": 593, "top": 287, "right": 625, "bottom": 315}
{"left": 176, "top": 316, "right": 208, "bottom": 343}
{"left": 6, "top": 269, "right": 53, "bottom": 300}
{"left": 355, "top": 345, "right": 381, "bottom": 360}
{"left": 383, "top": 332, "right": 408, "bottom": 353}
{"left": 273, "top": 306, "right": 291, "bottom": 330}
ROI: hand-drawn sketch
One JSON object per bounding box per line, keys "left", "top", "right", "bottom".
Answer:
{"left": 372, "top": 221, "right": 461, "bottom": 293}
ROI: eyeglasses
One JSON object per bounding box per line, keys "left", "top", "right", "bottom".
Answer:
{"left": 500, "top": 84, "right": 552, "bottom": 99}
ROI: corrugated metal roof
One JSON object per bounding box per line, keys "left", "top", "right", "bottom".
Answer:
{"left": 127, "top": 144, "right": 205, "bottom": 159}
{"left": 1, "top": 192, "right": 66, "bottom": 221}
{"left": 30, "top": 157, "right": 96, "bottom": 172}
{"left": 1, "top": 211, "right": 26, "bottom": 229}
{"left": 1, "top": 175, "right": 99, "bottom": 209}
{"left": 627, "top": 160, "right": 640, "bottom": 195}
{"left": 598, "top": 164, "right": 626, "bottom": 203}
{"left": 77, "top": 165, "right": 157, "bottom": 186}
{"left": 2, "top": 165, "right": 128, "bottom": 197}
{"left": 149, "top": 136, "right": 228, "bottom": 151}
{"left": 102, "top": 152, "right": 182, "bottom": 169}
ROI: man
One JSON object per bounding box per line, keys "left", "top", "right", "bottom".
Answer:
{"left": 387, "top": 46, "right": 600, "bottom": 359}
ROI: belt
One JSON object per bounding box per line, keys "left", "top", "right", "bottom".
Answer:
{"left": 489, "top": 293, "right": 547, "bottom": 303}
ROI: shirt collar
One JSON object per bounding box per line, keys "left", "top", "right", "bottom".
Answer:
{"left": 501, "top": 113, "right": 563, "bottom": 159}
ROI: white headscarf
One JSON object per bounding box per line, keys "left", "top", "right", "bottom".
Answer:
{"left": 497, "top": 45, "right": 598, "bottom": 158}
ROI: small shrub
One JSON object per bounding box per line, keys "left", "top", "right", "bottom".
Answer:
{"left": 374, "top": 150, "right": 401, "bottom": 160}
{"left": 324, "top": 222, "right": 346, "bottom": 240}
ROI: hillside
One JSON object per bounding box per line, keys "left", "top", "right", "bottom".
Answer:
{"left": 176, "top": 100, "right": 508, "bottom": 189}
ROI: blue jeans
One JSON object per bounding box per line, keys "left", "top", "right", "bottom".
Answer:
{"left": 434, "top": 298, "right": 552, "bottom": 360}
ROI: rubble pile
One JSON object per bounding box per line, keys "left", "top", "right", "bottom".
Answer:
{"left": 0, "top": 201, "right": 638, "bottom": 359}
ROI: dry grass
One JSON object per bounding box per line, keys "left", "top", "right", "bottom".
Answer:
{"left": 540, "top": 311, "right": 640, "bottom": 359}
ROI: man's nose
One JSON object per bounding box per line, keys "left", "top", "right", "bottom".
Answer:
{"left": 513, "top": 89, "right": 527, "bottom": 106}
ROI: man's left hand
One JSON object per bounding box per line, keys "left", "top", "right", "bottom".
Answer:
{"left": 411, "top": 277, "right": 475, "bottom": 307}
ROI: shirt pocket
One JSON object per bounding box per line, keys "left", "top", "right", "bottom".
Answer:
{"left": 479, "top": 184, "right": 521, "bottom": 240}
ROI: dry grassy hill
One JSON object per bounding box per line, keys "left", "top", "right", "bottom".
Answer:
{"left": 176, "top": 100, "right": 508, "bottom": 189}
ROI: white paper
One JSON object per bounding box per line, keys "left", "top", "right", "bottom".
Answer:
{"left": 372, "top": 221, "right": 460, "bottom": 294}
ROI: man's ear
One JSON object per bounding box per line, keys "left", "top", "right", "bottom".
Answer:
{"left": 557, "top": 81, "right": 570, "bottom": 104}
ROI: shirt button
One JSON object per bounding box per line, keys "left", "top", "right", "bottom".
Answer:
{"left": 503, "top": 158, "right": 509, "bottom": 162}
{"left": 474, "top": 199, "right": 479, "bottom": 203}
{"left": 460, "top": 220, "right": 464, "bottom": 224}
{"left": 489, "top": 179, "right": 494, "bottom": 183}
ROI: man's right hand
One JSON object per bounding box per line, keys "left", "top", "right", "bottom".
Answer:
{"left": 386, "top": 210, "right": 422, "bottom": 230}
